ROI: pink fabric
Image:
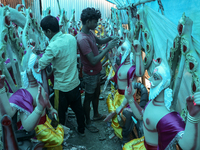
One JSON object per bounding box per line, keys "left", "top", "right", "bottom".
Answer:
{"left": 127, "top": 66, "right": 136, "bottom": 87}
{"left": 9, "top": 89, "right": 34, "bottom": 114}
{"left": 9, "top": 89, "right": 47, "bottom": 130}
{"left": 157, "top": 112, "right": 185, "bottom": 149}
{"left": 77, "top": 31, "right": 102, "bottom": 75}
{"left": 143, "top": 101, "right": 185, "bottom": 149}
{"left": 144, "top": 101, "right": 185, "bottom": 149}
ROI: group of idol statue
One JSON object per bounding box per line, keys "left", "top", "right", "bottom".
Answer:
{"left": 0, "top": 0, "right": 200, "bottom": 149}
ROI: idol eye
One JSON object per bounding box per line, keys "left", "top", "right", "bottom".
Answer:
{"left": 153, "top": 74, "right": 160, "bottom": 80}
{"left": 154, "top": 76, "right": 158, "bottom": 80}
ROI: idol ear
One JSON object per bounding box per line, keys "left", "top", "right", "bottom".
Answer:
{"left": 163, "top": 79, "right": 170, "bottom": 89}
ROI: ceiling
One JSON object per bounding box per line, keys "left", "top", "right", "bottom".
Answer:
{"left": 106, "top": 0, "right": 135, "bottom": 7}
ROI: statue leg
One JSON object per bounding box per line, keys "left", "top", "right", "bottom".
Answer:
{"left": 118, "top": 108, "right": 136, "bottom": 145}
{"left": 135, "top": 119, "right": 144, "bottom": 138}
{"left": 32, "top": 142, "right": 44, "bottom": 150}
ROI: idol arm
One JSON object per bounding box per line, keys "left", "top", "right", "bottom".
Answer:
{"left": 135, "top": 53, "right": 145, "bottom": 77}
{"left": 178, "top": 120, "right": 200, "bottom": 149}
{"left": 178, "top": 95, "right": 200, "bottom": 149}
{"left": 0, "top": 86, "right": 43, "bottom": 132}
{"left": 0, "top": 91, "right": 17, "bottom": 118}
{"left": 133, "top": 40, "right": 145, "bottom": 77}
{"left": 116, "top": 82, "right": 144, "bottom": 120}
{"left": 21, "top": 86, "right": 49, "bottom": 132}
{"left": 127, "top": 96, "right": 144, "bottom": 120}
{"left": 20, "top": 108, "right": 44, "bottom": 132}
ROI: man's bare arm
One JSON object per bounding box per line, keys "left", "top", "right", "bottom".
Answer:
{"left": 86, "top": 39, "right": 119, "bottom": 66}
{"left": 95, "top": 36, "right": 112, "bottom": 45}
{"left": 86, "top": 47, "right": 111, "bottom": 66}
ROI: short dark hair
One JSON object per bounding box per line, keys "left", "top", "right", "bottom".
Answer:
{"left": 40, "top": 15, "right": 59, "bottom": 32}
{"left": 81, "top": 7, "right": 101, "bottom": 25}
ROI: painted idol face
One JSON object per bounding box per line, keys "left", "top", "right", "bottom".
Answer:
{"left": 120, "top": 40, "right": 131, "bottom": 64}
{"left": 149, "top": 68, "right": 162, "bottom": 88}
{"left": 148, "top": 58, "right": 171, "bottom": 100}
{"left": 149, "top": 68, "right": 165, "bottom": 100}
{"left": 28, "top": 52, "right": 42, "bottom": 83}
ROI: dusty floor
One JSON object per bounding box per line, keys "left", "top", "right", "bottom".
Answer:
{"left": 62, "top": 85, "right": 122, "bottom": 150}
{"left": 0, "top": 84, "right": 122, "bottom": 150}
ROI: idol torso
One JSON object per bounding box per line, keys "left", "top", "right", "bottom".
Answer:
{"left": 117, "top": 63, "right": 137, "bottom": 90}
{"left": 143, "top": 99, "right": 171, "bottom": 145}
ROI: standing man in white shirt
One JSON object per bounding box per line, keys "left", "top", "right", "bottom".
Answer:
{"left": 39, "top": 15, "right": 85, "bottom": 136}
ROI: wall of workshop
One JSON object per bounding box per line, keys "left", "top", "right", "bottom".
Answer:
{"left": 41, "top": 0, "right": 116, "bottom": 22}
{"left": 1, "top": 0, "right": 115, "bottom": 23}
{"left": 1, "top": 0, "right": 42, "bottom": 22}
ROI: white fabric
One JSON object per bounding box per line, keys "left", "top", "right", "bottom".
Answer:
{"left": 21, "top": 70, "right": 29, "bottom": 89}
{"left": 140, "top": 5, "right": 200, "bottom": 113}
{"left": 141, "top": 5, "right": 177, "bottom": 74}
{"left": 145, "top": 0, "right": 200, "bottom": 41}
{"left": 164, "top": 88, "right": 173, "bottom": 111}
{"left": 113, "top": 0, "right": 200, "bottom": 42}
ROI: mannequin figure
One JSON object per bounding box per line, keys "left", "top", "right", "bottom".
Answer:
{"left": 106, "top": 39, "right": 145, "bottom": 140}
{"left": 0, "top": 52, "right": 64, "bottom": 149}
{"left": 125, "top": 57, "right": 200, "bottom": 149}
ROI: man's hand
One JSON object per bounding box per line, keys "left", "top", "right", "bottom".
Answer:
{"left": 110, "top": 36, "right": 119, "bottom": 41}
{"left": 0, "top": 75, "right": 5, "bottom": 89}
{"left": 107, "top": 38, "right": 119, "bottom": 50}
{"left": 36, "top": 86, "right": 49, "bottom": 111}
